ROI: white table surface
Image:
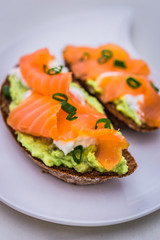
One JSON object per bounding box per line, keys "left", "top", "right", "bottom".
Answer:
{"left": 0, "top": 0, "right": 159, "bottom": 239}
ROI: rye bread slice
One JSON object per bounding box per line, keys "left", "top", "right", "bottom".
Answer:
{"left": 65, "top": 62, "right": 157, "bottom": 132}
{"left": 0, "top": 77, "right": 137, "bottom": 185}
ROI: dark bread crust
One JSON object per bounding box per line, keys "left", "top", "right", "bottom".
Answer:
{"left": 0, "top": 77, "right": 137, "bottom": 185}
{"left": 65, "top": 62, "right": 157, "bottom": 132}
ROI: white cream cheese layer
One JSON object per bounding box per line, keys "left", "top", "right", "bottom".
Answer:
{"left": 9, "top": 67, "right": 29, "bottom": 87}
{"left": 69, "top": 85, "right": 86, "bottom": 105}
{"left": 48, "top": 60, "right": 69, "bottom": 73}
{"left": 124, "top": 94, "right": 144, "bottom": 117}
{"left": 53, "top": 137, "right": 96, "bottom": 155}
{"left": 23, "top": 90, "right": 32, "bottom": 100}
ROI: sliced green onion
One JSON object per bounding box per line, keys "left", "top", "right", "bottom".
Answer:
{"left": 61, "top": 101, "right": 78, "bottom": 121}
{"left": 3, "top": 85, "right": 10, "bottom": 98}
{"left": 43, "top": 64, "right": 63, "bottom": 75}
{"left": 80, "top": 52, "right": 90, "bottom": 61}
{"left": 114, "top": 59, "right": 126, "bottom": 68}
{"left": 102, "top": 49, "right": 113, "bottom": 58}
{"left": 72, "top": 145, "right": 83, "bottom": 164}
{"left": 150, "top": 82, "right": 159, "bottom": 92}
{"left": 53, "top": 93, "right": 78, "bottom": 121}
{"left": 66, "top": 112, "right": 78, "bottom": 121}
{"left": 98, "top": 49, "right": 113, "bottom": 64}
{"left": 95, "top": 118, "right": 111, "bottom": 130}
{"left": 61, "top": 101, "right": 77, "bottom": 114}
{"left": 126, "top": 77, "right": 141, "bottom": 89}
{"left": 52, "top": 93, "right": 68, "bottom": 102}
{"left": 98, "top": 55, "right": 108, "bottom": 64}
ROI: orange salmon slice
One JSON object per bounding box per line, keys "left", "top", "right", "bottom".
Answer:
{"left": 98, "top": 72, "right": 160, "bottom": 127}
{"left": 63, "top": 43, "right": 150, "bottom": 79}
{"left": 20, "top": 48, "right": 72, "bottom": 96}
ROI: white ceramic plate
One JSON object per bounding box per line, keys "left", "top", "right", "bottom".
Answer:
{"left": 0, "top": 8, "right": 160, "bottom": 226}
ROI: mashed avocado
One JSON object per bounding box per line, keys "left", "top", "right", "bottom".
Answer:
{"left": 86, "top": 79, "right": 102, "bottom": 94}
{"left": 9, "top": 75, "right": 29, "bottom": 111}
{"left": 8, "top": 74, "right": 128, "bottom": 174}
{"left": 114, "top": 98, "right": 142, "bottom": 126}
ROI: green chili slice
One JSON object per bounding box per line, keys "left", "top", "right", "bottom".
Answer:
{"left": 80, "top": 52, "right": 90, "bottom": 61}
{"left": 95, "top": 118, "right": 111, "bottom": 130}
{"left": 114, "top": 59, "right": 126, "bottom": 68}
{"left": 52, "top": 93, "right": 68, "bottom": 102}
{"left": 150, "top": 82, "right": 159, "bottom": 92}
{"left": 43, "top": 64, "right": 63, "bottom": 75}
{"left": 72, "top": 145, "right": 83, "bottom": 164}
{"left": 3, "top": 85, "right": 10, "bottom": 98}
{"left": 126, "top": 77, "right": 141, "bottom": 89}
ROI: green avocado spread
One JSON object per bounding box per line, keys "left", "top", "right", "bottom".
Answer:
{"left": 8, "top": 74, "right": 128, "bottom": 174}
{"left": 86, "top": 79, "right": 102, "bottom": 94}
{"left": 114, "top": 98, "right": 142, "bottom": 126}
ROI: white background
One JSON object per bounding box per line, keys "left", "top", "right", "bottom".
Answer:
{"left": 0, "top": 0, "right": 160, "bottom": 239}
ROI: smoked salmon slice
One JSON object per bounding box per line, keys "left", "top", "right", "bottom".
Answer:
{"left": 98, "top": 72, "right": 160, "bottom": 127}
{"left": 63, "top": 43, "right": 150, "bottom": 79}
{"left": 7, "top": 92, "right": 61, "bottom": 139}
{"left": 20, "top": 48, "right": 72, "bottom": 96}
{"left": 77, "top": 128, "right": 129, "bottom": 170}
{"left": 7, "top": 91, "right": 105, "bottom": 141}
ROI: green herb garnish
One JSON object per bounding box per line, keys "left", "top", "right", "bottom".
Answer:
{"left": 114, "top": 60, "right": 126, "bottom": 68}
{"left": 52, "top": 93, "right": 78, "bottom": 121}
{"left": 80, "top": 52, "right": 90, "bottom": 61}
{"left": 52, "top": 93, "right": 68, "bottom": 102}
{"left": 102, "top": 49, "right": 113, "bottom": 58}
{"left": 43, "top": 64, "right": 63, "bottom": 75}
{"left": 98, "top": 49, "right": 113, "bottom": 64}
{"left": 61, "top": 101, "right": 78, "bottom": 121}
{"left": 98, "top": 56, "right": 108, "bottom": 64}
{"left": 126, "top": 77, "right": 141, "bottom": 89}
{"left": 95, "top": 118, "right": 111, "bottom": 129}
{"left": 150, "top": 82, "right": 159, "bottom": 93}
{"left": 72, "top": 145, "right": 83, "bottom": 164}
{"left": 3, "top": 85, "right": 10, "bottom": 98}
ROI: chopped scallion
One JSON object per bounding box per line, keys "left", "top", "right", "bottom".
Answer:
{"left": 72, "top": 145, "right": 83, "bottom": 164}
{"left": 150, "top": 82, "right": 159, "bottom": 92}
{"left": 114, "top": 59, "right": 126, "bottom": 68}
{"left": 52, "top": 93, "right": 68, "bottom": 102}
{"left": 101, "top": 49, "right": 113, "bottom": 58}
{"left": 52, "top": 93, "right": 78, "bottom": 121}
{"left": 95, "top": 118, "right": 111, "bottom": 130}
{"left": 98, "top": 49, "right": 113, "bottom": 64}
{"left": 43, "top": 64, "right": 63, "bottom": 75}
{"left": 126, "top": 77, "right": 141, "bottom": 89}
{"left": 80, "top": 52, "right": 90, "bottom": 61}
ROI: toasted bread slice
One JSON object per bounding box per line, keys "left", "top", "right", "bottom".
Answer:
{"left": 65, "top": 61, "right": 157, "bottom": 132}
{"left": 0, "top": 77, "right": 137, "bottom": 185}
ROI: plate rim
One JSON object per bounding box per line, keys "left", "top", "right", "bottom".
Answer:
{"left": 0, "top": 7, "right": 160, "bottom": 226}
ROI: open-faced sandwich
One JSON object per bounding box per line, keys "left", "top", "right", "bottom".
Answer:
{"left": 63, "top": 44, "right": 160, "bottom": 132}
{"left": 0, "top": 48, "right": 137, "bottom": 185}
